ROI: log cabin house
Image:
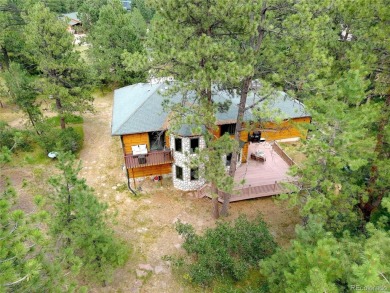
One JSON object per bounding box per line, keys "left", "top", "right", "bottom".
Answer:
{"left": 111, "top": 82, "right": 311, "bottom": 191}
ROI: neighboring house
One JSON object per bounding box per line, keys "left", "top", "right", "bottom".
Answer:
{"left": 61, "top": 12, "right": 81, "bottom": 34}
{"left": 111, "top": 82, "right": 311, "bottom": 191}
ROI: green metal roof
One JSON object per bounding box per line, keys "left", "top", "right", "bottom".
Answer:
{"left": 62, "top": 12, "right": 80, "bottom": 26}
{"left": 111, "top": 83, "right": 310, "bottom": 136}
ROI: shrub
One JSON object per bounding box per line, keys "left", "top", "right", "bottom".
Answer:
{"left": 36, "top": 119, "right": 84, "bottom": 154}
{"left": 174, "top": 215, "right": 277, "bottom": 286}
{"left": 57, "top": 127, "right": 83, "bottom": 153}
{"left": 0, "top": 121, "right": 33, "bottom": 152}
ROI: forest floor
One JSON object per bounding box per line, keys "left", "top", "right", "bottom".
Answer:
{"left": 0, "top": 91, "right": 301, "bottom": 292}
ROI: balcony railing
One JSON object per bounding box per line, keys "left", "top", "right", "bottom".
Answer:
{"left": 124, "top": 149, "right": 173, "bottom": 168}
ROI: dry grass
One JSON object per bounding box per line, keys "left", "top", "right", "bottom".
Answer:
{"left": 279, "top": 141, "right": 307, "bottom": 165}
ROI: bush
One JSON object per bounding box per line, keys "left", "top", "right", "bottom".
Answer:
{"left": 37, "top": 125, "right": 83, "bottom": 154}
{"left": 0, "top": 121, "right": 33, "bottom": 152}
{"left": 57, "top": 127, "right": 83, "bottom": 153}
{"left": 174, "top": 215, "right": 277, "bottom": 286}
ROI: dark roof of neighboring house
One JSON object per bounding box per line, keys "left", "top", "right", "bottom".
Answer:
{"left": 111, "top": 82, "right": 310, "bottom": 136}
{"left": 62, "top": 12, "right": 81, "bottom": 26}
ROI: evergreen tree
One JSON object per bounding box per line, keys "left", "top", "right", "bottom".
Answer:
{"left": 124, "top": 0, "right": 263, "bottom": 218}
{"left": 261, "top": 221, "right": 390, "bottom": 292}
{"left": 78, "top": 0, "right": 108, "bottom": 30}
{"left": 0, "top": 177, "right": 71, "bottom": 292}
{"left": 1, "top": 63, "right": 42, "bottom": 134}
{"left": 23, "top": 2, "right": 94, "bottom": 130}
{"left": 131, "top": 0, "right": 154, "bottom": 23}
{"left": 88, "top": 0, "right": 145, "bottom": 86}
{"left": 0, "top": 0, "right": 28, "bottom": 70}
{"left": 48, "top": 152, "right": 129, "bottom": 284}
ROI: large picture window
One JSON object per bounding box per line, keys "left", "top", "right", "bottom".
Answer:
{"left": 190, "top": 138, "right": 199, "bottom": 153}
{"left": 149, "top": 131, "right": 164, "bottom": 151}
{"left": 175, "top": 138, "right": 182, "bottom": 152}
{"left": 221, "top": 124, "right": 236, "bottom": 135}
{"left": 176, "top": 165, "right": 183, "bottom": 180}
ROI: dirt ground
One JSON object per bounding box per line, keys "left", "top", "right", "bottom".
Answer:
{"left": 1, "top": 92, "right": 300, "bottom": 292}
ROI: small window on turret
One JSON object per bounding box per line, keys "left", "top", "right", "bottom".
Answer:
{"left": 175, "top": 138, "right": 182, "bottom": 152}
{"left": 190, "top": 138, "right": 199, "bottom": 153}
{"left": 190, "top": 168, "right": 198, "bottom": 181}
{"left": 176, "top": 166, "right": 183, "bottom": 180}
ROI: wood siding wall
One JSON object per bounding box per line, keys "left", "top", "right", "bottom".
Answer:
{"left": 127, "top": 163, "right": 172, "bottom": 178}
{"left": 213, "top": 117, "right": 310, "bottom": 163}
{"left": 122, "top": 133, "right": 150, "bottom": 154}
{"left": 259, "top": 117, "right": 311, "bottom": 141}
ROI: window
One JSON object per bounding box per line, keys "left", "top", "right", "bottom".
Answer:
{"left": 190, "top": 168, "right": 198, "bottom": 181}
{"left": 221, "top": 124, "right": 236, "bottom": 135}
{"left": 149, "top": 131, "right": 164, "bottom": 151}
{"left": 190, "top": 138, "right": 199, "bottom": 153}
{"left": 226, "top": 153, "right": 232, "bottom": 166}
{"left": 176, "top": 166, "right": 183, "bottom": 180}
{"left": 175, "top": 138, "right": 182, "bottom": 152}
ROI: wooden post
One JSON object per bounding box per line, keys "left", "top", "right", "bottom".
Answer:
{"left": 132, "top": 169, "right": 136, "bottom": 188}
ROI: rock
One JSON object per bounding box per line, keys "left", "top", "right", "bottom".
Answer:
{"left": 136, "top": 227, "right": 148, "bottom": 233}
{"left": 154, "top": 265, "right": 166, "bottom": 274}
{"left": 136, "top": 269, "right": 147, "bottom": 278}
{"left": 174, "top": 244, "right": 181, "bottom": 249}
{"left": 130, "top": 280, "right": 143, "bottom": 293}
{"left": 138, "top": 263, "right": 153, "bottom": 271}
{"left": 112, "top": 186, "right": 117, "bottom": 190}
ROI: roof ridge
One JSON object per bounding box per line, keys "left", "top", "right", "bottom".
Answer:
{"left": 113, "top": 83, "right": 164, "bottom": 135}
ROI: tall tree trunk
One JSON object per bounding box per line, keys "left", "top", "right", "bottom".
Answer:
{"left": 221, "top": 78, "right": 252, "bottom": 216}
{"left": 26, "top": 108, "right": 42, "bottom": 136}
{"left": 358, "top": 95, "right": 389, "bottom": 222}
{"left": 211, "top": 184, "right": 220, "bottom": 219}
{"left": 1, "top": 45, "right": 10, "bottom": 70}
{"left": 55, "top": 97, "right": 66, "bottom": 129}
{"left": 222, "top": 1, "right": 268, "bottom": 216}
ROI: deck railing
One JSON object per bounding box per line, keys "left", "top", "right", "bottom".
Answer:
{"left": 124, "top": 149, "right": 173, "bottom": 168}
{"left": 211, "top": 180, "right": 299, "bottom": 202}
{"left": 271, "top": 141, "right": 296, "bottom": 166}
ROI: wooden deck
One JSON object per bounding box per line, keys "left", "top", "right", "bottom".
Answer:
{"left": 124, "top": 150, "right": 173, "bottom": 168}
{"left": 201, "top": 142, "right": 297, "bottom": 202}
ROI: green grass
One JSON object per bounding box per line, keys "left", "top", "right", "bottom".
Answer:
{"left": 45, "top": 114, "right": 84, "bottom": 126}
{"left": 10, "top": 144, "right": 52, "bottom": 167}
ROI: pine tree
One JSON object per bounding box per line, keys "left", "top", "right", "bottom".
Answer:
{"left": 23, "top": 2, "right": 94, "bottom": 130}
{"left": 124, "top": 0, "right": 263, "bottom": 218}
{"left": 261, "top": 221, "right": 390, "bottom": 292}
{"left": 1, "top": 63, "right": 42, "bottom": 134}
{"left": 0, "top": 146, "right": 78, "bottom": 292}
{"left": 48, "top": 152, "right": 129, "bottom": 284}
{"left": 88, "top": 0, "right": 145, "bottom": 86}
